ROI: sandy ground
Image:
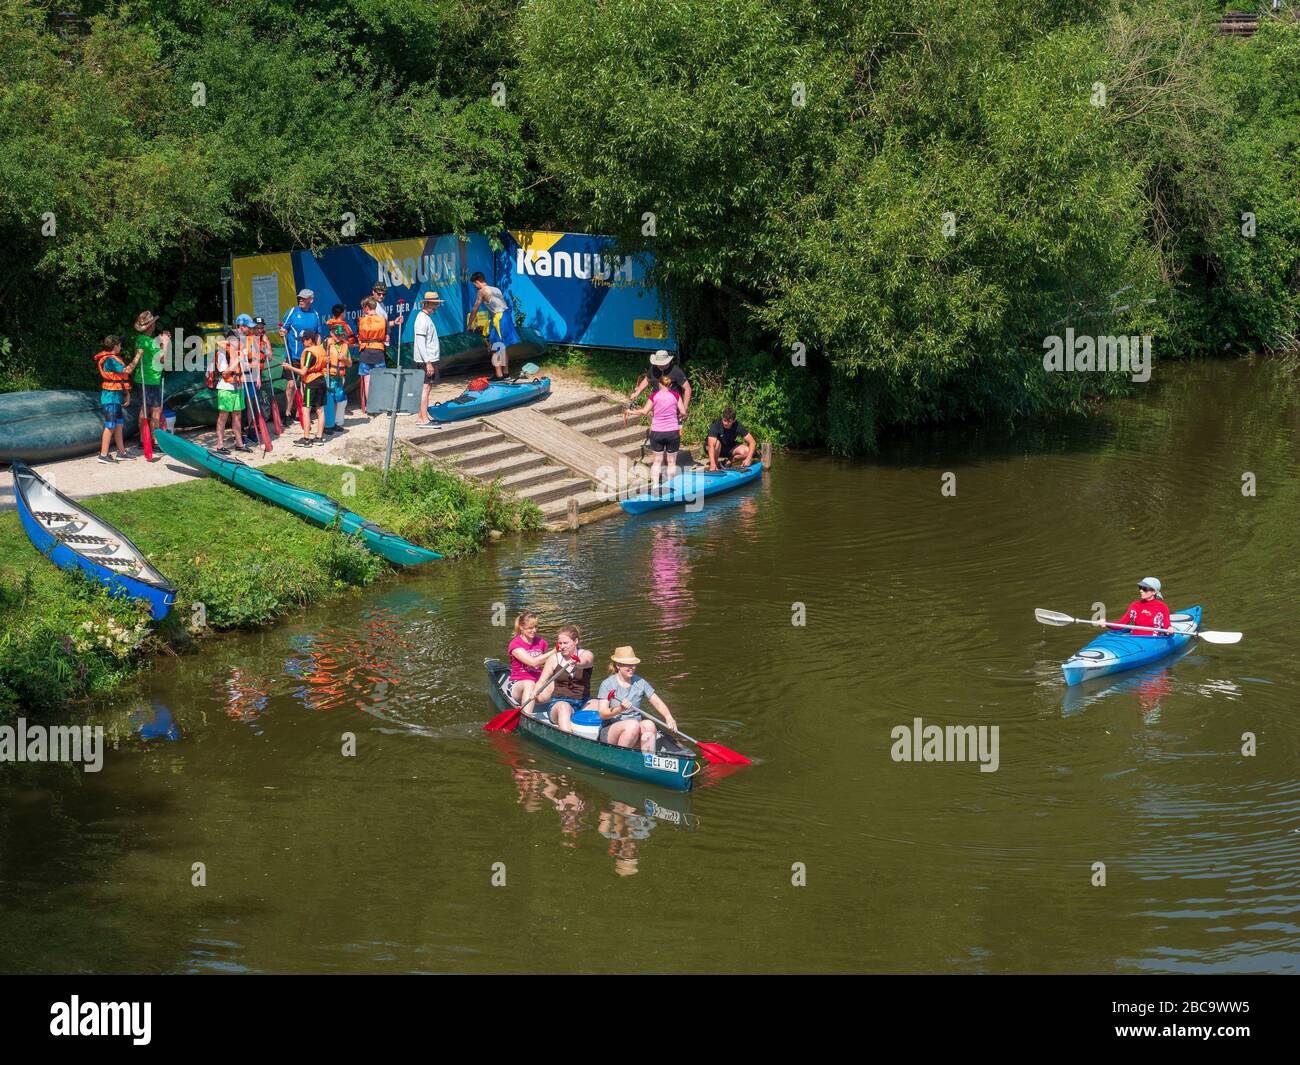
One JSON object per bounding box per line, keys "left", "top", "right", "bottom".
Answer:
{"left": 0, "top": 378, "right": 474, "bottom": 511}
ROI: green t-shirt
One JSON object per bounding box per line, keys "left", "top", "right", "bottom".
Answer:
{"left": 133, "top": 333, "right": 163, "bottom": 385}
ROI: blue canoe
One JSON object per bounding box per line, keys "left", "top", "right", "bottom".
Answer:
{"left": 428, "top": 377, "right": 551, "bottom": 422}
{"left": 1060, "top": 605, "right": 1201, "bottom": 686}
{"left": 12, "top": 463, "right": 176, "bottom": 620}
{"left": 619, "top": 462, "right": 764, "bottom": 515}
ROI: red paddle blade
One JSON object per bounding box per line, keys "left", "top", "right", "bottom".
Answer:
{"left": 141, "top": 419, "right": 154, "bottom": 461}
{"left": 696, "top": 742, "right": 751, "bottom": 766}
{"left": 270, "top": 401, "right": 282, "bottom": 435}
{"left": 484, "top": 708, "right": 520, "bottom": 733}
{"left": 257, "top": 413, "right": 272, "bottom": 453}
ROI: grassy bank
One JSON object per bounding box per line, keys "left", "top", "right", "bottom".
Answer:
{"left": 0, "top": 457, "right": 540, "bottom": 716}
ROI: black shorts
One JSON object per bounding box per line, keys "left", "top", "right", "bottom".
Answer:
{"left": 648, "top": 430, "right": 680, "bottom": 454}
{"left": 421, "top": 361, "right": 440, "bottom": 382}
{"left": 302, "top": 383, "right": 324, "bottom": 411}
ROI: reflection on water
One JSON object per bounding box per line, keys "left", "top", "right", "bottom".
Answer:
{"left": 486, "top": 731, "right": 696, "bottom": 876}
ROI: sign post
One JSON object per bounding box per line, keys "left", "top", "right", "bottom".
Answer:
{"left": 365, "top": 366, "right": 423, "bottom": 476}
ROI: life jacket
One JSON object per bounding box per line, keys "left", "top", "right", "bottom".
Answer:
{"left": 468, "top": 376, "right": 490, "bottom": 391}
{"left": 324, "top": 339, "right": 351, "bottom": 377}
{"left": 300, "top": 344, "right": 326, "bottom": 385}
{"left": 356, "top": 313, "right": 387, "bottom": 351}
{"left": 93, "top": 351, "right": 131, "bottom": 392}
{"left": 326, "top": 316, "right": 356, "bottom": 345}
{"left": 206, "top": 341, "right": 243, "bottom": 388}
{"left": 246, "top": 334, "right": 271, "bottom": 373}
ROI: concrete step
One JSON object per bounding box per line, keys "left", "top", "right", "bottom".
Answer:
{"left": 595, "top": 426, "right": 648, "bottom": 450}
{"left": 536, "top": 392, "right": 606, "bottom": 417}
{"left": 465, "top": 449, "right": 553, "bottom": 480}
{"left": 515, "top": 475, "right": 594, "bottom": 507}
{"left": 556, "top": 406, "right": 627, "bottom": 433}
{"left": 493, "top": 464, "right": 570, "bottom": 493}
{"left": 538, "top": 489, "right": 616, "bottom": 523}
{"left": 420, "top": 418, "right": 488, "bottom": 444}
{"left": 455, "top": 438, "right": 532, "bottom": 473}
{"left": 409, "top": 426, "right": 506, "bottom": 458}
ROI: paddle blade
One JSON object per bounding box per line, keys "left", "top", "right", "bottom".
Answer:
{"left": 1197, "top": 630, "right": 1242, "bottom": 644}
{"left": 257, "top": 412, "right": 272, "bottom": 453}
{"left": 270, "top": 400, "right": 283, "bottom": 435}
{"left": 1034, "top": 608, "right": 1075, "bottom": 626}
{"left": 141, "top": 418, "right": 154, "bottom": 462}
{"left": 696, "top": 742, "right": 751, "bottom": 767}
{"left": 519, "top": 362, "right": 540, "bottom": 376}
{"left": 484, "top": 708, "right": 520, "bottom": 733}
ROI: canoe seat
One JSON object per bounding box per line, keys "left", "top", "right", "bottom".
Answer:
{"left": 54, "top": 531, "right": 116, "bottom": 546}
{"left": 34, "top": 510, "right": 78, "bottom": 523}
{"left": 99, "top": 557, "right": 141, "bottom": 572}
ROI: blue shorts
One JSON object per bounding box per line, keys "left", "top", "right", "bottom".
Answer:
{"left": 100, "top": 403, "right": 124, "bottom": 428}
{"left": 357, "top": 353, "right": 387, "bottom": 376}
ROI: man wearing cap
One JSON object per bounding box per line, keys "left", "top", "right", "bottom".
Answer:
{"left": 132, "top": 310, "right": 170, "bottom": 455}
{"left": 412, "top": 291, "right": 444, "bottom": 429}
{"left": 279, "top": 289, "right": 325, "bottom": 418}
{"left": 630, "top": 349, "right": 690, "bottom": 411}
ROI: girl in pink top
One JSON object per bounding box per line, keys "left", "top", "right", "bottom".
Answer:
{"left": 508, "top": 610, "right": 550, "bottom": 704}
{"left": 628, "top": 375, "right": 688, "bottom": 493}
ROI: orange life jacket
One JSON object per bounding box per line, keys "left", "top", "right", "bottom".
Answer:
{"left": 326, "top": 316, "right": 356, "bottom": 345}
{"left": 94, "top": 351, "right": 131, "bottom": 391}
{"left": 300, "top": 344, "right": 326, "bottom": 385}
{"left": 356, "top": 313, "right": 387, "bottom": 351}
{"left": 246, "top": 334, "right": 271, "bottom": 373}
{"left": 206, "top": 341, "right": 243, "bottom": 388}
{"left": 324, "top": 339, "right": 352, "bottom": 378}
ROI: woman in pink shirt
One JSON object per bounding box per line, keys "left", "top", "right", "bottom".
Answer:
{"left": 507, "top": 610, "right": 550, "bottom": 704}
{"left": 628, "top": 374, "right": 687, "bottom": 493}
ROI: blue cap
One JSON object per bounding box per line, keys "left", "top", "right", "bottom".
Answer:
{"left": 235, "top": 314, "right": 254, "bottom": 327}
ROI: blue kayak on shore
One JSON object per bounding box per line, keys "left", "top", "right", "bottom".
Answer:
{"left": 12, "top": 463, "right": 176, "bottom": 620}
{"left": 619, "top": 462, "right": 763, "bottom": 514}
{"left": 428, "top": 377, "right": 551, "bottom": 422}
{"left": 1060, "top": 605, "right": 1201, "bottom": 686}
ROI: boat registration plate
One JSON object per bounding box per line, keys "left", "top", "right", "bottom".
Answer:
{"left": 644, "top": 754, "right": 680, "bottom": 773}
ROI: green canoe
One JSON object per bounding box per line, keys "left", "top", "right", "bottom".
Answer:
{"left": 0, "top": 389, "right": 139, "bottom": 464}
{"left": 153, "top": 429, "right": 441, "bottom": 566}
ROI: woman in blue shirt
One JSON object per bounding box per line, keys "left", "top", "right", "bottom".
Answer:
{"left": 595, "top": 646, "right": 678, "bottom": 754}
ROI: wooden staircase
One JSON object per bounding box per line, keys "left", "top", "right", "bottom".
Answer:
{"left": 400, "top": 389, "right": 665, "bottom": 528}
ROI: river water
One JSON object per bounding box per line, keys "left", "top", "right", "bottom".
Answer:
{"left": 1, "top": 358, "right": 1297, "bottom": 974}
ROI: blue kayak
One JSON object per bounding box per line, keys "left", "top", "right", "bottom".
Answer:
{"left": 1060, "top": 605, "right": 1201, "bottom": 686}
{"left": 428, "top": 377, "right": 551, "bottom": 422}
{"left": 619, "top": 462, "right": 763, "bottom": 514}
{"left": 12, "top": 463, "right": 176, "bottom": 620}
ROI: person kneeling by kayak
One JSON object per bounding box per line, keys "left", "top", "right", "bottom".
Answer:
{"left": 531, "top": 624, "right": 596, "bottom": 732}
{"left": 707, "top": 407, "right": 757, "bottom": 470}
{"left": 595, "top": 646, "right": 677, "bottom": 754}
{"left": 1114, "top": 577, "right": 1171, "bottom": 636}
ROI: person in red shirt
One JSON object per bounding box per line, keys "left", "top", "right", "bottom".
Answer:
{"left": 1114, "top": 577, "right": 1171, "bottom": 636}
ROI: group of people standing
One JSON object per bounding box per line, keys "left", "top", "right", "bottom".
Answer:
{"left": 92, "top": 273, "right": 523, "bottom": 460}
{"left": 506, "top": 612, "right": 678, "bottom": 755}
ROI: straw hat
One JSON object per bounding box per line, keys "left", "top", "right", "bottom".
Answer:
{"left": 649, "top": 349, "right": 673, "bottom": 367}
{"left": 419, "top": 291, "right": 444, "bottom": 304}
{"left": 609, "top": 646, "right": 641, "bottom": 665}
{"left": 133, "top": 310, "right": 158, "bottom": 331}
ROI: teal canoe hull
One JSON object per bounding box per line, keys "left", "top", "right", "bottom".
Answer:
{"left": 0, "top": 389, "right": 138, "bottom": 464}
{"left": 485, "top": 659, "right": 699, "bottom": 791}
{"left": 620, "top": 462, "right": 763, "bottom": 514}
{"left": 153, "top": 429, "right": 441, "bottom": 566}
{"left": 429, "top": 377, "right": 551, "bottom": 422}
{"left": 1060, "top": 605, "right": 1201, "bottom": 686}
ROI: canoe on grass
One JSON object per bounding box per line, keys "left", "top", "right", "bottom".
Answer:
{"left": 484, "top": 658, "right": 700, "bottom": 791}
{"left": 428, "top": 377, "right": 551, "bottom": 422}
{"left": 1060, "top": 605, "right": 1201, "bottom": 686}
{"left": 153, "top": 429, "right": 441, "bottom": 566}
{"left": 12, "top": 463, "right": 176, "bottom": 619}
{"left": 619, "top": 461, "right": 763, "bottom": 515}
{"left": 0, "top": 390, "right": 138, "bottom": 464}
